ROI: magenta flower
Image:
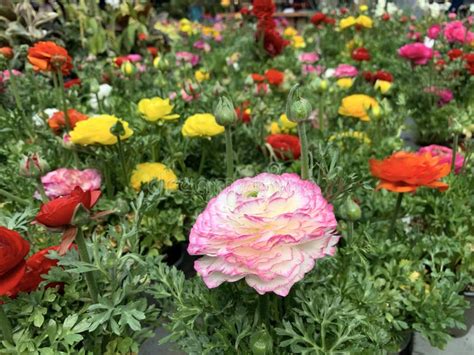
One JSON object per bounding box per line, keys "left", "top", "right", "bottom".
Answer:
{"left": 298, "top": 52, "right": 319, "bottom": 64}
{"left": 38, "top": 168, "right": 101, "bottom": 199}
{"left": 418, "top": 145, "right": 464, "bottom": 174}
{"left": 398, "top": 43, "right": 434, "bottom": 65}
{"left": 193, "top": 40, "right": 211, "bottom": 52}
{"left": 126, "top": 54, "right": 142, "bottom": 62}
{"left": 334, "top": 64, "right": 358, "bottom": 78}
{"left": 427, "top": 24, "right": 442, "bottom": 39}
{"left": 176, "top": 51, "right": 200, "bottom": 67}
{"left": 302, "top": 64, "right": 323, "bottom": 76}
{"left": 1, "top": 69, "right": 21, "bottom": 81}
{"left": 424, "top": 87, "right": 454, "bottom": 106}
{"left": 444, "top": 21, "right": 474, "bottom": 44}
{"left": 188, "top": 173, "right": 339, "bottom": 296}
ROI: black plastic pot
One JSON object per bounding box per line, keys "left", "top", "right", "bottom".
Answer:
{"left": 450, "top": 290, "right": 474, "bottom": 338}
{"left": 387, "top": 331, "right": 413, "bottom": 355}
{"left": 163, "top": 242, "right": 197, "bottom": 278}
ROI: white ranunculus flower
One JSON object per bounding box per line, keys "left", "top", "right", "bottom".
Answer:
{"left": 89, "top": 84, "right": 112, "bottom": 110}
{"left": 424, "top": 37, "right": 435, "bottom": 48}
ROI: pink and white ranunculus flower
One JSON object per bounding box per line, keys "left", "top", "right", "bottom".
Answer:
{"left": 334, "top": 64, "right": 358, "bottom": 78}
{"left": 38, "top": 168, "right": 101, "bottom": 199}
{"left": 188, "top": 173, "right": 339, "bottom": 296}
{"left": 298, "top": 52, "right": 319, "bottom": 64}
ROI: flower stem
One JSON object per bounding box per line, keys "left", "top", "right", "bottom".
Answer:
{"left": 297, "top": 122, "right": 310, "bottom": 180}
{"left": 116, "top": 136, "right": 128, "bottom": 188}
{"left": 224, "top": 127, "right": 234, "bottom": 183}
{"left": 0, "top": 188, "right": 29, "bottom": 205}
{"left": 451, "top": 134, "right": 459, "bottom": 174}
{"left": 0, "top": 306, "right": 13, "bottom": 344}
{"left": 388, "top": 193, "right": 404, "bottom": 239}
{"left": 75, "top": 228, "right": 99, "bottom": 303}
{"left": 56, "top": 71, "right": 71, "bottom": 131}
{"left": 319, "top": 95, "right": 324, "bottom": 132}
{"left": 198, "top": 140, "right": 208, "bottom": 176}
{"left": 7, "top": 66, "right": 31, "bottom": 136}
{"left": 36, "top": 179, "right": 49, "bottom": 203}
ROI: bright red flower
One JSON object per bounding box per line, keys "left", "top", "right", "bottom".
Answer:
{"left": 448, "top": 48, "right": 463, "bottom": 60}
{"left": 374, "top": 70, "right": 393, "bottom": 82}
{"left": 0, "top": 227, "right": 30, "bottom": 296}
{"left": 0, "top": 47, "right": 13, "bottom": 59}
{"left": 35, "top": 187, "right": 101, "bottom": 229}
{"left": 266, "top": 134, "right": 301, "bottom": 160}
{"left": 138, "top": 33, "right": 148, "bottom": 41}
{"left": 27, "top": 41, "right": 73, "bottom": 75}
{"left": 240, "top": 7, "right": 251, "bottom": 16}
{"left": 369, "top": 152, "right": 450, "bottom": 193}
{"left": 48, "top": 109, "right": 88, "bottom": 134}
{"left": 236, "top": 104, "right": 251, "bottom": 123}
{"left": 64, "top": 78, "right": 81, "bottom": 89}
{"left": 324, "top": 17, "right": 336, "bottom": 25}
{"left": 311, "top": 12, "right": 326, "bottom": 26}
{"left": 265, "top": 68, "right": 284, "bottom": 85}
{"left": 464, "top": 53, "right": 474, "bottom": 64}
{"left": 147, "top": 46, "right": 158, "bottom": 57}
{"left": 252, "top": 73, "right": 265, "bottom": 82}
{"left": 352, "top": 47, "right": 371, "bottom": 61}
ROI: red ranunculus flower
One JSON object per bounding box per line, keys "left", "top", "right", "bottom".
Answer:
{"left": 311, "top": 12, "right": 326, "bottom": 26}
{"left": 448, "top": 48, "right": 463, "bottom": 60}
{"left": 253, "top": 0, "right": 276, "bottom": 19}
{"left": 27, "top": 41, "right": 73, "bottom": 75}
{"left": 262, "top": 29, "right": 289, "bottom": 57}
{"left": 138, "top": 33, "right": 148, "bottom": 41}
{"left": 266, "top": 134, "right": 301, "bottom": 160}
{"left": 324, "top": 17, "right": 336, "bottom": 25}
{"left": 240, "top": 7, "right": 250, "bottom": 16}
{"left": 265, "top": 68, "right": 284, "bottom": 85}
{"left": 362, "top": 71, "right": 374, "bottom": 83}
{"left": 382, "top": 13, "right": 390, "bottom": 21}
{"left": 0, "top": 227, "right": 30, "bottom": 296}
{"left": 64, "top": 78, "right": 81, "bottom": 89}
{"left": 48, "top": 109, "right": 88, "bottom": 134}
{"left": 35, "top": 187, "right": 101, "bottom": 229}
{"left": 147, "top": 46, "right": 158, "bottom": 57}
{"left": 236, "top": 101, "right": 251, "bottom": 123}
{"left": 252, "top": 73, "right": 265, "bottom": 82}
{"left": 352, "top": 47, "right": 371, "bottom": 61}
{"left": 374, "top": 70, "right": 393, "bottom": 82}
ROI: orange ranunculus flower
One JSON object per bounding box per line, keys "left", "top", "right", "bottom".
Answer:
{"left": 48, "top": 109, "right": 88, "bottom": 134}
{"left": 369, "top": 152, "right": 450, "bottom": 193}
{"left": 28, "top": 41, "right": 73, "bottom": 75}
{"left": 0, "top": 47, "right": 13, "bottom": 59}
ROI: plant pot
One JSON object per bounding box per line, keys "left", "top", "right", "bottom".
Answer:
{"left": 449, "top": 290, "right": 474, "bottom": 338}
{"left": 163, "top": 242, "right": 197, "bottom": 278}
{"left": 387, "top": 331, "right": 413, "bottom": 355}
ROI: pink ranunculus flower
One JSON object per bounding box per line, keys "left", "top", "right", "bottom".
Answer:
{"left": 444, "top": 21, "right": 474, "bottom": 44}
{"left": 298, "top": 52, "right": 319, "bottom": 64}
{"left": 418, "top": 145, "right": 464, "bottom": 174}
{"left": 334, "top": 64, "right": 358, "bottom": 78}
{"left": 424, "top": 86, "right": 454, "bottom": 106}
{"left": 1, "top": 69, "right": 22, "bottom": 81}
{"left": 427, "top": 24, "right": 442, "bottom": 39}
{"left": 126, "top": 54, "right": 142, "bottom": 62}
{"left": 38, "top": 168, "right": 101, "bottom": 199}
{"left": 398, "top": 43, "right": 434, "bottom": 65}
{"left": 188, "top": 173, "right": 339, "bottom": 297}
{"left": 176, "top": 51, "right": 200, "bottom": 67}
{"left": 193, "top": 40, "right": 211, "bottom": 52}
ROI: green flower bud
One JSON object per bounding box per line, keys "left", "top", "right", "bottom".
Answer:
{"left": 19, "top": 153, "right": 49, "bottom": 178}
{"left": 250, "top": 328, "right": 273, "bottom": 355}
{"left": 342, "top": 197, "right": 361, "bottom": 221}
{"left": 110, "top": 120, "right": 125, "bottom": 137}
{"left": 214, "top": 97, "right": 237, "bottom": 126}
{"left": 121, "top": 61, "right": 135, "bottom": 75}
{"left": 286, "top": 84, "right": 312, "bottom": 123}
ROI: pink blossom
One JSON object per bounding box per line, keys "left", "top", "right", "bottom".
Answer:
{"left": 448, "top": 13, "right": 457, "bottom": 20}
{"left": 334, "top": 64, "right": 358, "bottom": 78}
{"left": 418, "top": 145, "right": 464, "bottom": 174}
{"left": 427, "top": 24, "right": 442, "bottom": 39}
{"left": 193, "top": 40, "right": 211, "bottom": 52}
{"left": 38, "top": 168, "right": 101, "bottom": 199}
{"left": 126, "top": 54, "right": 142, "bottom": 62}
{"left": 188, "top": 173, "right": 339, "bottom": 296}
{"left": 1, "top": 69, "right": 22, "bottom": 81}
{"left": 298, "top": 52, "right": 319, "bottom": 64}
{"left": 302, "top": 64, "right": 323, "bottom": 76}
{"left": 444, "top": 21, "right": 474, "bottom": 44}
{"left": 398, "top": 43, "right": 434, "bottom": 65}
{"left": 424, "top": 86, "right": 454, "bottom": 106}
{"left": 176, "top": 51, "right": 200, "bottom": 67}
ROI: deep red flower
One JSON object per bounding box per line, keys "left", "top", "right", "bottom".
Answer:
{"left": 463, "top": 53, "right": 474, "bottom": 64}
{"left": 324, "top": 17, "right": 336, "bottom": 25}
{"left": 147, "top": 46, "right": 158, "bottom": 57}
{"left": 236, "top": 103, "right": 251, "bottom": 123}
{"left": 240, "top": 7, "right": 250, "bottom": 16}
{"left": 0, "top": 227, "right": 30, "bottom": 296}
{"left": 265, "top": 68, "right": 284, "bottom": 85}
{"left": 27, "top": 41, "right": 73, "bottom": 75}
{"left": 374, "top": 70, "right": 393, "bottom": 82}
{"left": 362, "top": 71, "right": 374, "bottom": 83}
{"left": 352, "top": 47, "right": 371, "bottom": 61}
{"left": 253, "top": 0, "right": 275, "bottom": 19}
{"left": 448, "top": 48, "right": 463, "bottom": 60}
{"left": 261, "top": 29, "right": 289, "bottom": 57}
{"left": 382, "top": 13, "right": 390, "bottom": 21}
{"left": 311, "top": 12, "right": 326, "bottom": 26}
{"left": 64, "top": 78, "right": 81, "bottom": 89}
{"left": 266, "top": 134, "right": 301, "bottom": 160}
{"left": 35, "top": 187, "right": 101, "bottom": 229}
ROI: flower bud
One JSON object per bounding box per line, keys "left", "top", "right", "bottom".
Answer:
{"left": 289, "top": 98, "right": 312, "bottom": 123}
{"left": 342, "top": 197, "right": 361, "bottom": 221}
{"left": 20, "top": 153, "right": 49, "bottom": 178}
{"left": 121, "top": 61, "right": 135, "bottom": 75}
{"left": 214, "top": 97, "right": 237, "bottom": 126}
{"left": 110, "top": 120, "right": 125, "bottom": 137}
{"left": 250, "top": 328, "right": 273, "bottom": 355}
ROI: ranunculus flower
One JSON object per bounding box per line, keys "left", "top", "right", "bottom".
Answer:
{"left": 39, "top": 168, "right": 101, "bottom": 199}
{"left": 138, "top": 97, "right": 180, "bottom": 122}
{"left": 188, "top": 173, "right": 339, "bottom": 296}
{"left": 176, "top": 51, "right": 200, "bottom": 67}
{"left": 355, "top": 15, "right": 373, "bottom": 28}
{"left": 444, "top": 21, "right": 474, "bottom": 44}
{"left": 338, "top": 95, "right": 379, "bottom": 121}
{"left": 70, "top": 115, "right": 133, "bottom": 145}
{"left": 266, "top": 134, "right": 301, "bottom": 160}
{"left": 448, "top": 48, "right": 463, "bottom": 60}
{"left": 374, "top": 80, "right": 392, "bottom": 94}
{"left": 334, "top": 64, "right": 358, "bottom": 78}
{"left": 427, "top": 24, "right": 442, "bottom": 39}
{"left": 424, "top": 87, "right": 454, "bottom": 106}
{"left": 35, "top": 187, "right": 101, "bottom": 229}
{"left": 369, "top": 152, "right": 450, "bottom": 192}
{"left": 418, "top": 145, "right": 464, "bottom": 174}
{"left": 352, "top": 47, "right": 371, "bottom": 61}
{"left": 398, "top": 43, "right": 434, "bottom": 65}
{"left": 298, "top": 52, "right": 319, "bottom": 64}
{"left": 130, "top": 162, "right": 178, "bottom": 191}
{"left": 336, "top": 78, "right": 354, "bottom": 89}
{"left": 311, "top": 12, "right": 326, "bottom": 26}
{"left": 265, "top": 69, "right": 284, "bottom": 85}
{"left": 64, "top": 78, "right": 81, "bottom": 89}
{"left": 339, "top": 16, "right": 356, "bottom": 30}
{"left": 260, "top": 29, "right": 289, "bottom": 57}
{"left": 193, "top": 40, "right": 211, "bottom": 52}
{"left": 0, "top": 46, "right": 13, "bottom": 59}
{"left": 89, "top": 84, "right": 112, "bottom": 109}
{"left": 27, "top": 41, "right": 73, "bottom": 75}
{"left": 0, "top": 227, "right": 30, "bottom": 296}
{"left": 48, "top": 109, "right": 88, "bottom": 134}
{"left": 181, "top": 113, "right": 225, "bottom": 137}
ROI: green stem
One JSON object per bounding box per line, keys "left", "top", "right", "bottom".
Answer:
{"left": 348, "top": 221, "right": 354, "bottom": 240}
{"left": 75, "top": 228, "right": 99, "bottom": 303}
{"left": 451, "top": 134, "right": 459, "bottom": 174}
{"left": 116, "top": 136, "right": 128, "bottom": 188}
{"left": 258, "top": 294, "right": 269, "bottom": 327}
{"left": 7, "top": 66, "right": 30, "bottom": 136}
{"left": 319, "top": 95, "right": 324, "bottom": 132}
{"left": 0, "top": 188, "right": 29, "bottom": 205}
{"left": 224, "top": 127, "right": 234, "bottom": 183}
{"left": 297, "top": 122, "right": 310, "bottom": 180}
{"left": 0, "top": 306, "right": 13, "bottom": 344}
{"left": 388, "top": 193, "right": 404, "bottom": 239}
{"left": 198, "top": 140, "right": 208, "bottom": 176}
{"left": 56, "top": 71, "right": 71, "bottom": 131}
{"left": 36, "top": 179, "right": 49, "bottom": 203}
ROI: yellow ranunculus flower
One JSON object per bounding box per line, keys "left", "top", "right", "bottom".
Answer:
{"left": 359, "top": 5, "right": 368, "bottom": 12}
{"left": 221, "top": 0, "right": 231, "bottom": 7}
{"left": 283, "top": 27, "right": 298, "bottom": 38}
{"left": 202, "top": 26, "right": 218, "bottom": 37}
{"left": 374, "top": 80, "right": 392, "bottom": 94}
{"left": 339, "top": 16, "right": 356, "bottom": 30}
{"left": 182, "top": 113, "right": 224, "bottom": 137}
{"left": 329, "top": 131, "right": 371, "bottom": 144}
{"left": 131, "top": 162, "right": 178, "bottom": 191}
{"left": 121, "top": 62, "right": 135, "bottom": 75}
{"left": 179, "top": 19, "right": 193, "bottom": 35}
{"left": 356, "top": 15, "right": 373, "bottom": 28}
{"left": 195, "top": 69, "right": 210, "bottom": 82}
{"left": 70, "top": 115, "right": 133, "bottom": 145}
{"left": 292, "top": 35, "right": 306, "bottom": 49}
{"left": 153, "top": 56, "right": 160, "bottom": 68}
{"left": 279, "top": 114, "right": 297, "bottom": 130}
{"left": 338, "top": 94, "right": 379, "bottom": 121}
{"left": 138, "top": 97, "right": 179, "bottom": 122}
{"left": 269, "top": 122, "right": 281, "bottom": 134}
{"left": 336, "top": 78, "right": 354, "bottom": 89}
